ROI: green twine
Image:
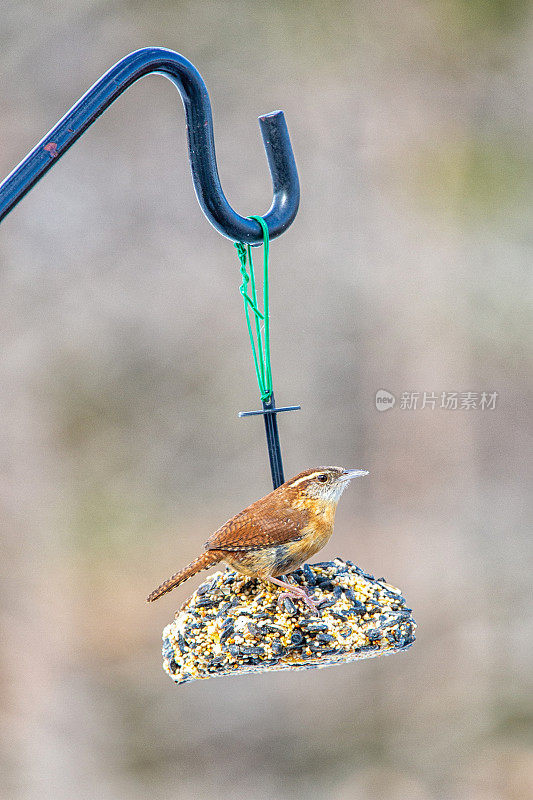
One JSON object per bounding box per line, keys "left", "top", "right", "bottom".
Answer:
{"left": 234, "top": 216, "right": 272, "bottom": 402}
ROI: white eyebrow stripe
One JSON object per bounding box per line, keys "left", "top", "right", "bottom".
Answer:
{"left": 287, "top": 471, "right": 324, "bottom": 488}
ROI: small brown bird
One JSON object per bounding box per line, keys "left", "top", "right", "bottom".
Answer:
{"left": 146, "top": 466, "right": 368, "bottom": 610}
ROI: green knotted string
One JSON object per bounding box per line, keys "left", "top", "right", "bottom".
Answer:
{"left": 234, "top": 216, "right": 272, "bottom": 402}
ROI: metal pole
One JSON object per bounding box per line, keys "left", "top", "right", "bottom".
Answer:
{"left": 0, "top": 47, "right": 300, "bottom": 243}
{"left": 0, "top": 47, "right": 302, "bottom": 484}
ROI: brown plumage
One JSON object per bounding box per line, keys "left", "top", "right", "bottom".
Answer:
{"left": 146, "top": 550, "right": 224, "bottom": 603}
{"left": 146, "top": 466, "right": 368, "bottom": 609}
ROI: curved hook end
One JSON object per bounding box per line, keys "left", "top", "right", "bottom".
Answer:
{"left": 257, "top": 111, "right": 300, "bottom": 241}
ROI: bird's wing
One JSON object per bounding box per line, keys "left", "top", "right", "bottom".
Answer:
{"left": 205, "top": 499, "right": 310, "bottom": 552}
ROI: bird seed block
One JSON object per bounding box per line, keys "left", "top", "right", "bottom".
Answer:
{"left": 161, "top": 558, "right": 416, "bottom": 684}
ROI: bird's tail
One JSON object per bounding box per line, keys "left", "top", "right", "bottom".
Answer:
{"left": 146, "top": 549, "right": 224, "bottom": 602}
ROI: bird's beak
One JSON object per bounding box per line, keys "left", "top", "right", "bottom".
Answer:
{"left": 340, "top": 468, "right": 369, "bottom": 481}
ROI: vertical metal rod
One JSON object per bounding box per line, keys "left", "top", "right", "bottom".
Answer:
{"left": 262, "top": 393, "right": 285, "bottom": 489}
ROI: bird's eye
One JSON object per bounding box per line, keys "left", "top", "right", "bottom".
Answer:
{"left": 317, "top": 473, "right": 328, "bottom": 483}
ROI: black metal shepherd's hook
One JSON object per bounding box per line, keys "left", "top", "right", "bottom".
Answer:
{"left": 0, "top": 47, "right": 300, "bottom": 489}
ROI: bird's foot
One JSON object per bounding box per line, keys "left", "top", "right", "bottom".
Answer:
{"left": 269, "top": 576, "right": 318, "bottom": 613}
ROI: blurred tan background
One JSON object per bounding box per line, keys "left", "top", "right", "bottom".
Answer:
{"left": 1, "top": 1, "right": 532, "bottom": 799}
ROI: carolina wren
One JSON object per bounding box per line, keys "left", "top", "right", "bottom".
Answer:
{"left": 147, "top": 466, "right": 368, "bottom": 611}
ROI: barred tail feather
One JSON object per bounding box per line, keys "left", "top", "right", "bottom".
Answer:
{"left": 146, "top": 550, "right": 224, "bottom": 602}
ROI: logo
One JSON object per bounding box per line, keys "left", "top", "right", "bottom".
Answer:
{"left": 375, "top": 389, "right": 396, "bottom": 411}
